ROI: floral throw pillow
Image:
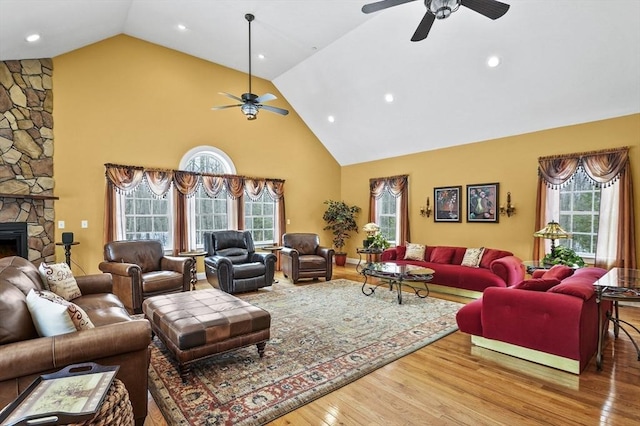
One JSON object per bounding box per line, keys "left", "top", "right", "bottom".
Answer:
{"left": 461, "top": 247, "right": 485, "bottom": 267}
{"left": 404, "top": 243, "right": 426, "bottom": 261}
{"left": 38, "top": 262, "right": 82, "bottom": 301}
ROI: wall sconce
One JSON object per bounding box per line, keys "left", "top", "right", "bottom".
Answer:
{"left": 499, "top": 192, "right": 516, "bottom": 217}
{"left": 420, "top": 197, "right": 431, "bottom": 217}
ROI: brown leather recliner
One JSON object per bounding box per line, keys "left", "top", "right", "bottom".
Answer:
{"left": 99, "top": 240, "right": 193, "bottom": 314}
{"left": 281, "top": 233, "right": 334, "bottom": 283}
{"left": 0, "top": 256, "right": 151, "bottom": 426}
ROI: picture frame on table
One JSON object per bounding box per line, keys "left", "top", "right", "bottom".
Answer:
{"left": 467, "top": 183, "right": 499, "bottom": 223}
{"left": 434, "top": 186, "right": 462, "bottom": 222}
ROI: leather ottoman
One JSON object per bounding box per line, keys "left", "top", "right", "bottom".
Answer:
{"left": 142, "top": 289, "right": 271, "bottom": 382}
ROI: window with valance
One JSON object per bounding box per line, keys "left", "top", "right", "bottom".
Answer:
{"left": 103, "top": 163, "right": 286, "bottom": 255}
{"left": 534, "top": 147, "right": 635, "bottom": 269}
{"left": 369, "top": 174, "right": 410, "bottom": 245}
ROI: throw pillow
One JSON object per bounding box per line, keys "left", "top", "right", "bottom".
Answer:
{"left": 548, "top": 283, "right": 594, "bottom": 301}
{"left": 26, "top": 289, "right": 95, "bottom": 337}
{"left": 404, "top": 243, "right": 426, "bottom": 261}
{"left": 395, "top": 245, "right": 407, "bottom": 260}
{"left": 513, "top": 277, "right": 561, "bottom": 292}
{"left": 542, "top": 265, "right": 574, "bottom": 281}
{"left": 430, "top": 247, "right": 455, "bottom": 264}
{"left": 38, "top": 262, "right": 82, "bottom": 301}
{"left": 461, "top": 247, "right": 485, "bottom": 267}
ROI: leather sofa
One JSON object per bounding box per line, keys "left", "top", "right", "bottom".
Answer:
{"left": 281, "top": 233, "right": 334, "bottom": 284}
{"left": 381, "top": 245, "right": 524, "bottom": 298}
{"left": 456, "top": 266, "right": 610, "bottom": 374}
{"left": 203, "top": 230, "right": 276, "bottom": 293}
{"left": 99, "top": 239, "right": 193, "bottom": 314}
{"left": 0, "top": 256, "right": 151, "bottom": 425}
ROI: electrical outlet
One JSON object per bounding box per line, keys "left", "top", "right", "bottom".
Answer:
{"left": 81, "top": 220, "right": 88, "bottom": 228}
{"left": 286, "top": 219, "right": 291, "bottom": 225}
{"left": 58, "top": 220, "right": 65, "bottom": 229}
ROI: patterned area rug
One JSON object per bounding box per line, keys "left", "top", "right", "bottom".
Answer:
{"left": 148, "top": 279, "right": 462, "bottom": 425}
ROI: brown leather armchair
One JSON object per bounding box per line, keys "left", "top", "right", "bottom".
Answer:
{"left": 0, "top": 256, "right": 152, "bottom": 426}
{"left": 281, "top": 233, "right": 334, "bottom": 283}
{"left": 99, "top": 240, "right": 193, "bottom": 314}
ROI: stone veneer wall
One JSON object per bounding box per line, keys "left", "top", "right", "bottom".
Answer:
{"left": 0, "top": 59, "right": 55, "bottom": 263}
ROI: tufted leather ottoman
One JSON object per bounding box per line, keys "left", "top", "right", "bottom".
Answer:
{"left": 142, "top": 289, "right": 271, "bottom": 382}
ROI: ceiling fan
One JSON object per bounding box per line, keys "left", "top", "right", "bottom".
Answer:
{"left": 212, "top": 13, "right": 288, "bottom": 120}
{"left": 362, "top": 0, "right": 510, "bottom": 42}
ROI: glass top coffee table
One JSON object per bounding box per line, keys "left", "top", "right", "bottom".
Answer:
{"left": 361, "top": 262, "right": 434, "bottom": 304}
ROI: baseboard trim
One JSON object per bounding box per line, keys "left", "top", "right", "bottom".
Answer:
{"left": 471, "top": 335, "right": 581, "bottom": 374}
{"left": 428, "top": 284, "right": 482, "bottom": 300}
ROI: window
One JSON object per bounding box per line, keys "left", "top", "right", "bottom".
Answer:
{"left": 558, "top": 170, "right": 600, "bottom": 257}
{"left": 375, "top": 191, "right": 399, "bottom": 245}
{"left": 181, "top": 147, "right": 236, "bottom": 249}
{"left": 123, "top": 184, "right": 172, "bottom": 247}
{"left": 244, "top": 192, "right": 276, "bottom": 245}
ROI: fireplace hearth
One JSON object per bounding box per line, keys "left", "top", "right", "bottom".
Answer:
{"left": 0, "top": 222, "right": 28, "bottom": 259}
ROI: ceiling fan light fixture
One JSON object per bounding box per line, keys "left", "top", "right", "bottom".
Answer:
{"left": 241, "top": 103, "right": 258, "bottom": 120}
{"left": 427, "top": 0, "right": 461, "bottom": 19}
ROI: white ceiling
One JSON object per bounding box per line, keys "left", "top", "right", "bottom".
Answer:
{"left": 1, "top": 0, "right": 639, "bottom": 165}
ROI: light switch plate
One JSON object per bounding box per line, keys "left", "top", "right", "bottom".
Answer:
{"left": 58, "top": 221, "right": 65, "bottom": 229}
{"left": 81, "top": 220, "right": 88, "bottom": 228}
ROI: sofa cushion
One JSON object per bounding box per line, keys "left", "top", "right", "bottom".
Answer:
{"left": 548, "top": 282, "right": 594, "bottom": 301}
{"left": 461, "top": 247, "right": 485, "bottom": 267}
{"left": 479, "top": 248, "right": 512, "bottom": 269}
{"left": 430, "top": 247, "right": 455, "bottom": 264}
{"left": 404, "top": 243, "right": 425, "bottom": 261}
{"left": 0, "top": 279, "right": 39, "bottom": 344}
{"left": 395, "top": 245, "right": 407, "bottom": 260}
{"left": 26, "top": 289, "right": 95, "bottom": 337}
{"left": 542, "top": 265, "right": 575, "bottom": 281}
{"left": 38, "top": 262, "right": 82, "bottom": 300}
{"left": 513, "top": 277, "right": 561, "bottom": 292}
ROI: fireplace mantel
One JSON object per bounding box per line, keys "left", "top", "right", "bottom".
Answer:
{"left": 0, "top": 193, "right": 59, "bottom": 200}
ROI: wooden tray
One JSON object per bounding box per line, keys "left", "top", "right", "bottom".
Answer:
{"left": 0, "top": 363, "right": 118, "bottom": 426}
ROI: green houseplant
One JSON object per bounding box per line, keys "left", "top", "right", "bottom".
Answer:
{"left": 322, "top": 200, "right": 361, "bottom": 266}
{"left": 542, "top": 246, "right": 585, "bottom": 268}
{"left": 366, "top": 232, "right": 390, "bottom": 250}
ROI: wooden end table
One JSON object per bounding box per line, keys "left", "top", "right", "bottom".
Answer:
{"left": 178, "top": 250, "right": 207, "bottom": 290}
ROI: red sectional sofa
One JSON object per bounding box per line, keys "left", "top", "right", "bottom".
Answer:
{"left": 380, "top": 245, "right": 525, "bottom": 298}
{"left": 456, "top": 266, "right": 610, "bottom": 374}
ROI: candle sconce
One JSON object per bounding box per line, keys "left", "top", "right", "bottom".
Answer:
{"left": 419, "top": 197, "right": 431, "bottom": 217}
{"left": 499, "top": 192, "right": 516, "bottom": 217}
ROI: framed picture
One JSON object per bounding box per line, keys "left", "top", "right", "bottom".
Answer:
{"left": 434, "top": 186, "right": 462, "bottom": 222}
{"left": 467, "top": 183, "right": 499, "bottom": 223}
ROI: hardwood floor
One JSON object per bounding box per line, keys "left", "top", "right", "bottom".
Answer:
{"left": 144, "top": 265, "right": 640, "bottom": 425}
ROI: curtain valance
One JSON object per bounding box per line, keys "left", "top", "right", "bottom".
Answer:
{"left": 537, "top": 147, "right": 629, "bottom": 189}
{"left": 369, "top": 174, "right": 409, "bottom": 199}
{"left": 104, "top": 163, "right": 285, "bottom": 200}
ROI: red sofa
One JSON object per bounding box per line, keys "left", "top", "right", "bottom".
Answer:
{"left": 380, "top": 245, "right": 524, "bottom": 298}
{"left": 456, "top": 266, "right": 610, "bottom": 374}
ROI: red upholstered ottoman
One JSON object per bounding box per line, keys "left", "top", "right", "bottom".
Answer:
{"left": 142, "top": 289, "right": 271, "bottom": 382}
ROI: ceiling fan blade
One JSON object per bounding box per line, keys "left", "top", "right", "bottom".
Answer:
{"left": 411, "top": 12, "right": 436, "bottom": 42}
{"left": 255, "top": 93, "right": 277, "bottom": 103}
{"left": 260, "top": 104, "right": 289, "bottom": 116}
{"left": 362, "top": 0, "right": 417, "bottom": 14}
{"left": 461, "top": 0, "right": 510, "bottom": 20}
{"left": 211, "top": 104, "right": 242, "bottom": 110}
{"left": 219, "top": 92, "right": 244, "bottom": 102}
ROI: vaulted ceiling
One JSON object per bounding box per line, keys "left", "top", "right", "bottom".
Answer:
{"left": 1, "top": 0, "right": 639, "bottom": 165}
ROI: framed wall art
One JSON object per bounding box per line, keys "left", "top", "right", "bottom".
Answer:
{"left": 434, "top": 186, "right": 462, "bottom": 222}
{"left": 467, "top": 183, "right": 499, "bottom": 223}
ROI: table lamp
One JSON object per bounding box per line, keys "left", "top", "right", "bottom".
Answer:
{"left": 533, "top": 221, "right": 571, "bottom": 253}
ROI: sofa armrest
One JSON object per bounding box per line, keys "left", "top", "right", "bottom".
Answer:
{"left": 75, "top": 273, "right": 113, "bottom": 295}
{"left": 0, "top": 320, "right": 151, "bottom": 382}
{"left": 160, "top": 255, "right": 191, "bottom": 274}
{"left": 490, "top": 255, "right": 525, "bottom": 286}
{"left": 381, "top": 248, "right": 397, "bottom": 261}
{"left": 280, "top": 247, "right": 299, "bottom": 259}
{"left": 99, "top": 261, "right": 141, "bottom": 278}
{"left": 316, "top": 246, "right": 334, "bottom": 260}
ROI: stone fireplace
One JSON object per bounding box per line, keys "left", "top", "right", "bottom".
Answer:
{"left": 0, "top": 222, "right": 28, "bottom": 259}
{"left": 0, "top": 59, "right": 56, "bottom": 263}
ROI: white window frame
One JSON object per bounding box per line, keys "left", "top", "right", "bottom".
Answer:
{"left": 118, "top": 183, "right": 174, "bottom": 250}
{"left": 375, "top": 190, "right": 400, "bottom": 245}
{"left": 244, "top": 191, "right": 279, "bottom": 246}
{"left": 558, "top": 170, "right": 600, "bottom": 259}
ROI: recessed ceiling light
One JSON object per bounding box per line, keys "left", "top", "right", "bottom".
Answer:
{"left": 25, "top": 34, "right": 40, "bottom": 43}
{"left": 258, "top": 54, "right": 265, "bottom": 60}
{"left": 384, "top": 93, "right": 394, "bottom": 103}
{"left": 487, "top": 55, "right": 501, "bottom": 68}
{"left": 327, "top": 115, "right": 335, "bottom": 123}
{"left": 177, "top": 24, "right": 187, "bottom": 31}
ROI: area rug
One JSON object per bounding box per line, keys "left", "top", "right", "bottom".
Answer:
{"left": 148, "top": 279, "right": 462, "bottom": 425}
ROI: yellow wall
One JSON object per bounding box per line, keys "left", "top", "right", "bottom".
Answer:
{"left": 53, "top": 35, "right": 341, "bottom": 274}
{"left": 341, "top": 114, "right": 640, "bottom": 263}
{"left": 53, "top": 35, "right": 639, "bottom": 273}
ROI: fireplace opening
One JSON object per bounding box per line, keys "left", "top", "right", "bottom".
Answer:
{"left": 0, "top": 222, "right": 28, "bottom": 259}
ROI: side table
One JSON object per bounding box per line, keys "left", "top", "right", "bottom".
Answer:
{"left": 178, "top": 250, "right": 207, "bottom": 290}
{"left": 56, "top": 241, "right": 80, "bottom": 267}
{"left": 593, "top": 267, "right": 640, "bottom": 370}
{"left": 259, "top": 246, "right": 283, "bottom": 283}
{"left": 356, "top": 247, "right": 383, "bottom": 273}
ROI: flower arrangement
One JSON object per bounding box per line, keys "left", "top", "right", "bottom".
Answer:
{"left": 367, "top": 232, "right": 390, "bottom": 250}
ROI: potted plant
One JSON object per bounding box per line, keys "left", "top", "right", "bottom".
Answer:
{"left": 322, "top": 200, "right": 361, "bottom": 266}
{"left": 542, "top": 246, "right": 585, "bottom": 268}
